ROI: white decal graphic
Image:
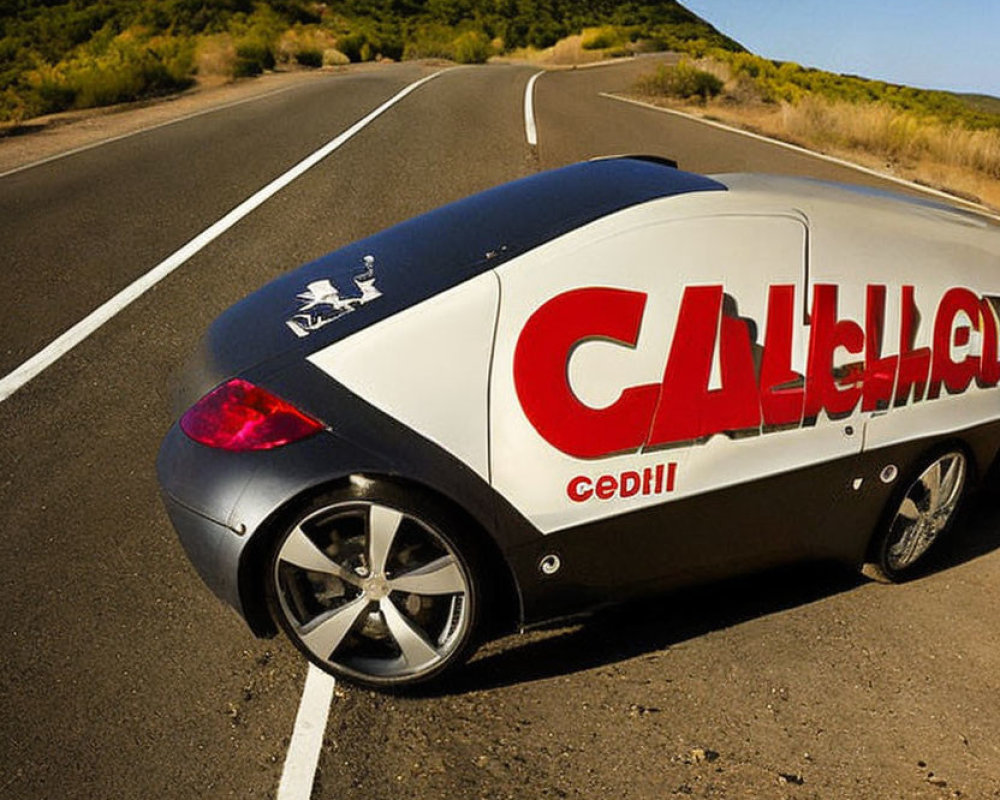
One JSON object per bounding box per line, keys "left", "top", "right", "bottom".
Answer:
{"left": 286, "top": 255, "right": 382, "bottom": 337}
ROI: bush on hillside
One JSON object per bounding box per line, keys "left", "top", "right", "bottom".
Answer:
{"left": 581, "top": 26, "right": 622, "bottom": 50}
{"left": 0, "top": 0, "right": 743, "bottom": 122}
{"left": 233, "top": 36, "right": 274, "bottom": 75}
{"left": 26, "top": 30, "right": 195, "bottom": 114}
{"left": 322, "top": 47, "right": 349, "bottom": 66}
{"left": 400, "top": 23, "right": 454, "bottom": 60}
{"left": 294, "top": 47, "right": 322, "bottom": 67}
{"left": 452, "top": 30, "right": 492, "bottom": 63}
{"left": 637, "top": 61, "right": 723, "bottom": 102}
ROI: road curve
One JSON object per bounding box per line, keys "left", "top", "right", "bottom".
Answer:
{"left": 2, "top": 59, "right": 999, "bottom": 800}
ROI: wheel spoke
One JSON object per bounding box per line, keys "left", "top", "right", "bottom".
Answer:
{"left": 939, "top": 457, "right": 963, "bottom": 508}
{"left": 921, "top": 462, "right": 942, "bottom": 509}
{"left": 388, "top": 555, "right": 465, "bottom": 596}
{"left": 380, "top": 597, "right": 440, "bottom": 667}
{"left": 368, "top": 505, "right": 403, "bottom": 575}
{"left": 898, "top": 497, "right": 921, "bottom": 521}
{"left": 890, "top": 522, "right": 922, "bottom": 566}
{"left": 300, "top": 595, "right": 370, "bottom": 659}
{"left": 280, "top": 525, "right": 359, "bottom": 584}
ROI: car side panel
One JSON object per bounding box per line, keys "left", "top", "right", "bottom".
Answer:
{"left": 802, "top": 193, "right": 1000, "bottom": 452}
{"left": 306, "top": 272, "right": 499, "bottom": 482}
{"left": 490, "top": 209, "right": 845, "bottom": 535}
{"left": 505, "top": 421, "right": 1000, "bottom": 623}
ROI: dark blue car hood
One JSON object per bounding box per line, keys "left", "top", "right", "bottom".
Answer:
{"left": 198, "top": 158, "right": 725, "bottom": 388}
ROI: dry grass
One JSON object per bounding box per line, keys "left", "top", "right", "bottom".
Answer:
{"left": 494, "top": 33, "right": 628, "bottom": 67}
{"left": 780, "top": 98, "right": 1000, "bottom": 180}
{"left": 193, "top": 27, "right": 341, "bottom": 86}
{"left": 632, "top": 60, "right": 1000, "bottom": 211}
{"left": 322, "top": 48, "right": 350, "bottom": 67}
{"left": 195, "top": 35, "right": 237, "bottom": 85}
{"left": 276, "top": 28, "right": 338, "bottom": 66}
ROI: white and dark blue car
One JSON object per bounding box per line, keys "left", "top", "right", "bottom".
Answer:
{"left": 158, "top": 156, "right": 1000, "bottom": 689}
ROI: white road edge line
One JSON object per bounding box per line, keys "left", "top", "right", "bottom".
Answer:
{"left": 524, "top": 71, "right": 544, "bottom": 146}
{"left": 277, "top": 665, "right": 336, "bottom": 800}
{"left": 0, "top": 69, "right": 447, "bottom": 404}
{"left": 601, "top": 92, "right": 1000, "bottom": 223}
{"left": 0, "top": 82, "right": 307, "bottom": 180}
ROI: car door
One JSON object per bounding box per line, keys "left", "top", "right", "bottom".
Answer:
{"left": 490, "top": 207, "right": 854, "bottom": 588}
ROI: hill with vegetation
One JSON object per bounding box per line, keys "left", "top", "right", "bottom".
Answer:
{"left": 961, "top": 93, "right": 1000, "bottom": 117}
{"left": 632, "top": 48, "right": 1000, "bottom": 208}
{"left": 0, "top": 0, "right": 740, "bottom": 122}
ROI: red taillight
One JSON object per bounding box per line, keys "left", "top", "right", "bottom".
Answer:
{"left": 180, "top": 378, "right": 323, "bottom": 451}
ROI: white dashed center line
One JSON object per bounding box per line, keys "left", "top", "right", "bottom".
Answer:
{"left": 524, "top": 71, "right": 544, "bottom": 146}
{"left": 277, "top": 665, "right": 336, "bottom": 800}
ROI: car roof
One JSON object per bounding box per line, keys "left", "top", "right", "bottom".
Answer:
{"left": 714, "top": 172, "right": 999, "bottom": 232}
{"left": 204, "top": 158, "right": 726, "bottom": 376}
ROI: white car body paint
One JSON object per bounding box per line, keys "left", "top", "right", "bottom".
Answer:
{"left": 305, "top": 173, "right": 1000, "bottom": 538}
{"left": 490, "top": 202, "right": 830, "bottom": 533}
{"left": 308, "top": 272, "right": 500, "bottom": 481}
{"left": 483, "top": 177, "right": 1000, "bottom": 534}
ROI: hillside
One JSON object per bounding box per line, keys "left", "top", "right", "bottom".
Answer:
{"left": 630, "top": 50, "right": 1000, "bottom": 209}
{"left": 962, "top": 93, "right": 1000, "bottom": 116}
{"left": 0, "top": 0, "right": 741, "bottom": 122}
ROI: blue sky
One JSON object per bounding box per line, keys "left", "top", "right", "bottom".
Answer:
{"left": 682, "top": 1, "right": 1000, "bottom": 97}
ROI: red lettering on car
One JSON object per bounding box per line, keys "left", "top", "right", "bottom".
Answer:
{"left": 929, "top": 287, "right": 981, "bottom": 398}
{"left": 566, "top": 475, "right": 593, "bottom": 502}
{"left": 567, "top": 464, "right": 678, "bottom": 502}
{"left": 862, "top": 285, "right": 897, "bottom": 413}
{"left": 513, "top": 288, "right": 658, "bottom": 459}
{"left": 648, "top": 285, "right": 761, "bottom": 446}
{"left": 895, "top": 285, "right": 932, "bottom": 406}
{"left": 518, "top": 284, "right": 1000, "bottom": 458}
{"left": 760, "top": 284, "right": 804, "bottom": 426}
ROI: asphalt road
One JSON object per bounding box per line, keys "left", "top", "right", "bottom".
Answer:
{"left": 2, "top": 59, "right": 999, "bottom": 800}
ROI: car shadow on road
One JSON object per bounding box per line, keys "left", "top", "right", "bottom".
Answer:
{"left": 942, "top": 493, "right": 1000, "bottom": 567}
{"left": 433, "top": 497, "right": 1000, "bottom": 696}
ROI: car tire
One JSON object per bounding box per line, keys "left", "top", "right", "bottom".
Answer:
{"left": 862, "top": 447, "right": 968, "bottom": 583}
{"left": 266, "top": 478, "right": 486, "bottom": 690}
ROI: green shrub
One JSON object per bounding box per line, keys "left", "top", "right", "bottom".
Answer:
{"left": 234, "top": 36, "right": 275, "bottom": 75}
{"left": 294, "top": 47, "right": 322, "bottom": 67}
{"left": 322, "top": 48, "right": 350, "bottom": 66}
{"left": 336, "top": 31, "right": 370, "bottom": 62}
{"left": 400, "top": 22, "right": 453, "bottom": 60}
{"left": 452, "top": 30, "right": 491, "bottom": 63}
{"left": 638, "top": 61, "right": 723, "bottom": 102}
{"left": 25, "top": 31, "right": 196, "bottom": 115}
{"left": 581, "top": 25, "right": 621, "bottom": 50}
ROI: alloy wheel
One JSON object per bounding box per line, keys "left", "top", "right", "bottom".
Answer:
{"left": 884, "top": 450, "right": 967, "bottom": 572}
{"left": 272, "top": 499, "right": 473, "bottom": 686}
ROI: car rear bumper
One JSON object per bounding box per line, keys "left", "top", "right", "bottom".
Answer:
{"left": 155, "top": 422, "right": 381, "bottom": 635}
{"left": 160, "top": 489, "right": 251, "bottom": 624}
